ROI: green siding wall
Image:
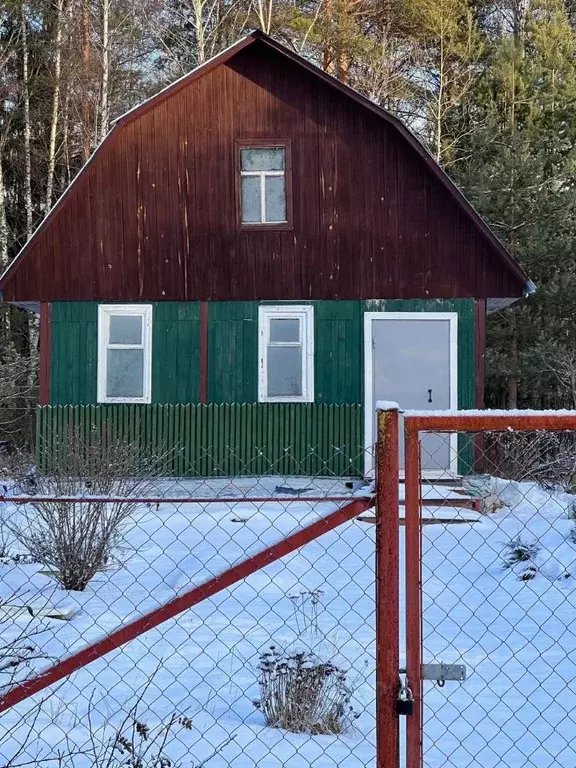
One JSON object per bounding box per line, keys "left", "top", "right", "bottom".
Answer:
{"left": 51, "top": 302, "right": 200, "bottom": 405}
{"left": 51, "top": 302, "right": 98, "bottom": 404}
{"left": 37, "top": 404, "right": 363, "bottom": 477}
{"left": 47, "top": 298, "right": 477, "bottom": 476}
{"left": 152, "top": 303, "right": 200, "bottom": 403}
{"left": 315, "top": 302, "right": 362, "bottom": 404}
{"left": 208, "top": 302, "right": 258, "bottom": 403}
{"left": 51, "top": 299, "right": 476, "bottom": 408}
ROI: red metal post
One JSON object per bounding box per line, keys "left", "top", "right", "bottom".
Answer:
{"left": 405, "top": 421, "right": 423, "bottom": 768}
{"left": 0, "top": 497, "right": 371, "bottom": 714}
{"left": 376, "top": 407, "right": 400, "bottom": 768}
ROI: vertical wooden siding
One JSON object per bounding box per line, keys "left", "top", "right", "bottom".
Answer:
{"left": 50, "top": 299, "right": 475, "bottom": 408}
{"left": 207, "top": 301, "right": 363, "bottom": 405}
{"left": 51, "top": 302, "right": 201, "bottom": 405}
{"left": 2, "top": 41, "right": 527, "bottom": 303}
{"left": 208, "top": 302, "right": 258, "bottom": 403}
{"left": 51, "top": 302, "right": 98, "bottom": 404}
{"left": 152, "top": 303, "right": 201, "bottom": 403}
{"left": 47, "top": 298, "right": 475, "bottom": 475}
{"left": 36, "top": 404, "right": 364, "bottom": 477}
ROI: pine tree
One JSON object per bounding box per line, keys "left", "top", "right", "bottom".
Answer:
{"left": 449, "top": 0, "right": 576, "bottom": 407}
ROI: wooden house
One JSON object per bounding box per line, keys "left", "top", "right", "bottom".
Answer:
{"left": 0, "top": 31, "right": 532, "bottom": 478}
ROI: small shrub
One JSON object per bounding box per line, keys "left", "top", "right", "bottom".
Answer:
{"left": 103, "top": 713, "right": 193, "bottom": 768}
{"left": 518, "top": 563, "right": 538, "bottom": 581}
{"left": 502, "top": 536, "right": 541, "bottom": 579}
{"left": 81, "top": 670, "right": 236, "bottom": 768}
{"left": 10, "top": 428, "right": 172, "bottom": 591}
{"left": 254, "top": 646, "right": 358, "bottom": 735}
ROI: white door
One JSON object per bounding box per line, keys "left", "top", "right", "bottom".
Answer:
{"left": 364, "top": 312, "right": 458, "bottom": 477}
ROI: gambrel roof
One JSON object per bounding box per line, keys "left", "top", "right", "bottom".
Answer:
{"left": 0, "top": 31, "right": 532, "bottom": 306}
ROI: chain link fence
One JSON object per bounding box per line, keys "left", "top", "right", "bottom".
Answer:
{"left": 0, "top": 416, "right": 378, "bottom": 768}
{"left": 6, "top": 404, "right": 576, "bottom": 768}
{"left": 403, "top": 414, "right": 576, "bottom": 768}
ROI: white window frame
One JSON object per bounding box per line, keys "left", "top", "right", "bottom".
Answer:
{"left": 97, "top": 304, "right": 153, "bottom": 404}
{"left": 258, "top": 305, "right": 314, "bottom": 403}
{"left": 240, "top": 147, "right": 287, "bottom": 224}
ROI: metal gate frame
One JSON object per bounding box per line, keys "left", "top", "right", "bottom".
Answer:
{"left": 403, "top": 410, "right": 576, "bottom": 768}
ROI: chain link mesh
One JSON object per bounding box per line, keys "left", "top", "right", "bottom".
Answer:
{"left": 0, "top": 419, "right": 377, "bottom": 768}
{"left": 417, "top": 427, "right": 576, "bottom": 768}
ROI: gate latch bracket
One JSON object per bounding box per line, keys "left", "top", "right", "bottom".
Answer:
{"left": 422, "top": 663, "right": 466, "bottom": 686}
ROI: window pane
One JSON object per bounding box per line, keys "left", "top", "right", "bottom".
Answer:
{"left": 241, "top": 147, "right": 285, "bottom": 172}
{"left": 267, "top": 346, "right": 303, "bottom": 397}
{"left": 270, "top": 318, "right": 300, "bottom": 343}
{"left": 265, "top": 175, "right": 286, "bottom": 222}
{"left": 107, "top": 348, "right": 144, "bottom": 398}
{"left": 109, "top": 315, "right": 142, "bottom": 345}
{"left": 241, "top": 175, "right": 262, "bottom": 223}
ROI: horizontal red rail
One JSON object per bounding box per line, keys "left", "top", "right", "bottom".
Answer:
{"left": 0, "top": 497, "right": 372, "bottom": 714}
{"left": 406, "top": 414, "right": 576, "bottom": 432}
{"left": 1, "top": 496, "right": 362, "bottom": 505}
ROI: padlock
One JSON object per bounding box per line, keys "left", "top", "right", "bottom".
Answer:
{"left": 396, "top": 681, "right": 414, "bottom": 716}
{"left": 396, "top": 696, "right": 414, "bottom": 716}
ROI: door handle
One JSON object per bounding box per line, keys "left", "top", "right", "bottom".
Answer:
{"left": 428, "top": 389, "right": 433, "bottom": 403}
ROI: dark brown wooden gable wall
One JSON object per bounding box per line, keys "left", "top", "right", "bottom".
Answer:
{"left": 1, "top": 41, "right": 526, "bottom": 302}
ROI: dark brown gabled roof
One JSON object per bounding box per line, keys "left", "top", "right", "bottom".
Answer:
{"left": 0, "top": 30, "right": 533, "bottom": 302}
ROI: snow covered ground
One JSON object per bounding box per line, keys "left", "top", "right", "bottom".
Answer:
{"left": 0, "top": 476, "right": 575, "bottom": 767}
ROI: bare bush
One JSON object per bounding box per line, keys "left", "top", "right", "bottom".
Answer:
{"left": 87, "top": 708, "right": 194, "bottom": 768}
{"left": 0, "top": 307, "right": 38, "bottom": 454}
{"left": 484, "top": 430, "right": 576, "bottom": 492}
{"left": 254, "top": 646, "right": 357, "bottom": 735}
{"left": 9, "top": 428, "right": 172, "bottom": 591}
{"left": 0, "top": 504, "right": 13, "bottom": 559}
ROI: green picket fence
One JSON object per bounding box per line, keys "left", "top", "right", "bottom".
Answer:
{"left": 36, "top": 403, "right": 365, "bottom": 477}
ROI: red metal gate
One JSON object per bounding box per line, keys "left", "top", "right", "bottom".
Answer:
{"left": 403, "top": 411, "right": 576, "bottom": 768}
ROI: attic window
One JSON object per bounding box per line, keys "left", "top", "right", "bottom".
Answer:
{"left": 237, "top": 140, "right": 292, "bottom": 229}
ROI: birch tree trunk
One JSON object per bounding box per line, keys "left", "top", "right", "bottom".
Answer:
{"left": 100, "top": 0, "right": 110, "bottom": 143}
{"left": 193, "top": 0, "right": 206, "bottom": 64}
{"left": 21, "top": 3, "right": 33, "bottom": 238}
{"left": 253, "top": 0, "right": 273, "bottom": 34}
{"left": 0, "top": 153, "right": 8, "bottom": 273}
{"left": 82, "top": 0, "right": 91, "bottom": 160}
{"left": 45, "top": 0, "right": 66, "bottom": 212}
